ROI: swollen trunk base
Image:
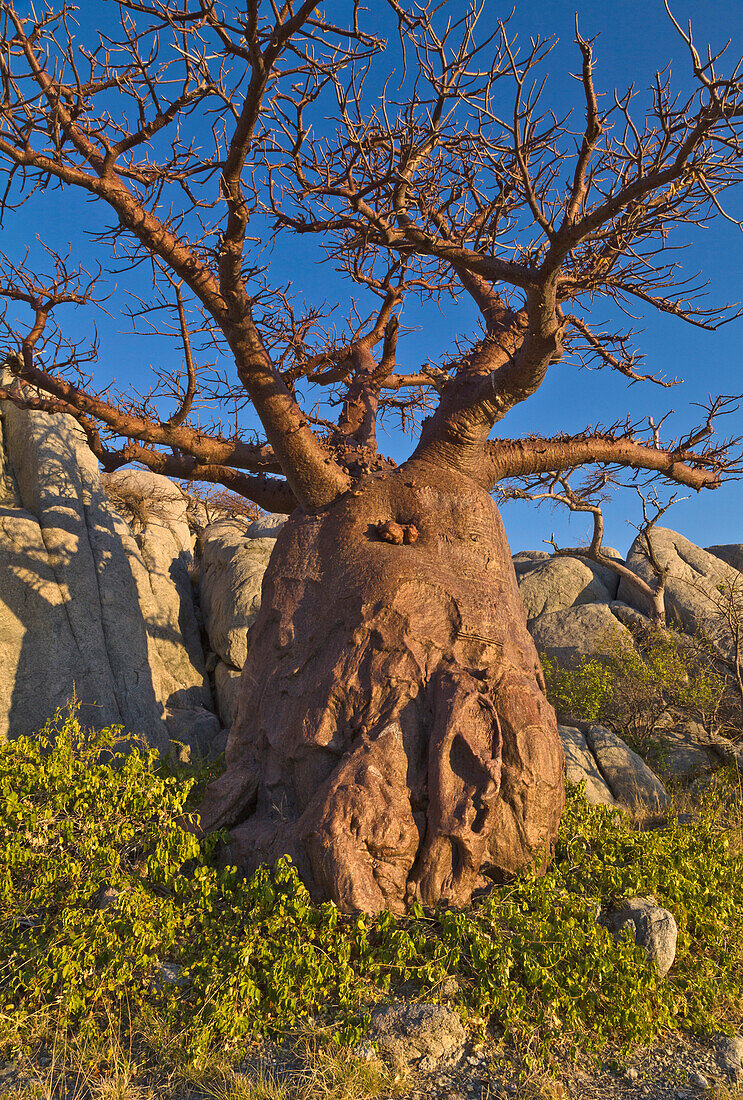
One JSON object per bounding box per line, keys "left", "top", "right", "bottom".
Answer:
{"left": 197, "top": 459, "right": 564, "bottom": 912}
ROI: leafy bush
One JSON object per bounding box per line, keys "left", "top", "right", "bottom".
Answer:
{"left": 2, "top": 704, "right": 743, "bottom": 1079}
{"left": 541, "top": 626, "right": 729, "bottom": 744}
{"left": 540, "top": 654, "right": 614, "bottom": 726}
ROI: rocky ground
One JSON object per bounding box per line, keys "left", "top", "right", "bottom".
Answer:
{"left": 6, "top": 1015, "right": 740, "bottom": 1100}
{"left": 400, "top": 1031, "right": 743, "bottom": 1100}
{"left": 250, "top": 1027, "right": 743, "bottom": 1100}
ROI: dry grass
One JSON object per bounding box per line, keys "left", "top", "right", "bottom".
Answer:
{"left": 0, "top": 1022, "right": 405, "bottom": 1100}
{"left": 205, "top": 1035, "right": 407, "bottom": 1100}
{"left": 710, "top": 1084, "right": 743, "bottom": 1100}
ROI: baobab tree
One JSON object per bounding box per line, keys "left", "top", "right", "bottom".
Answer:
{"left": 1, "top": 1, "right": 742, "bottom": 913}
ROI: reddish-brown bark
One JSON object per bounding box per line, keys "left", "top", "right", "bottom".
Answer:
{"left": 197, "top": 459, "right": 564, "bottom": 912}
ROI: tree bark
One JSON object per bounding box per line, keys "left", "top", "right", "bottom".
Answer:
{"left": 197, "top": 457, "right": 564, "bottom": 912}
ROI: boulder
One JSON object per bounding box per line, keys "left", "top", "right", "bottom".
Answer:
{"left": 706, "top": 544, "right": 743, "bottom": 573}
{"left": 1, "top": 392, "right": 162, "bottom": 744}
{"left": 517, "top": 556, "right": 612, "bottom": 621}
{"left": 512, "top": 549, "right": 551, "bottom": 575}
{"left": 558, "top": 725, "right": 618, "bottom": 806}
{"left": 368, "top": 1002, "right": 466, "bottom": 1067}
{"left": 164, "top": 705, "right": 223, "bottom": 759}
{"left": 0, "top": 376, "right": 212, "bottom": 750}
{"left": 585, "top": 725, "right": 669, "bottom": 809}
{"left": 600, "top": 896, "right": 677, "bottom": 977}
{"left": 618, "top": 528, "right": 740, "bottom": 652}
{"left": 528, "top": 603, "right": 633, "bottom": 668}
{"left": 655, "top": 728, "right": 721, "bottom": 780}
{"left": 199, "top": 521, "right": 277, "bottom": 668}
{"left": 245, "top": 513, "right": 288, "bottom": 539}
{"left": 715, "top": 1035, "right": 743, "bottom": 1077}
{"left": 104, "top": 470, "right": 212, "bottom": 724}
{"left": 104, "top": 469, "right": 193, "bottom": 555}
{"left": 647, "top": 720, "right": 743, "bottom": 780}
{"left": 609, "top": 600, "right": 653, "bottom": 633}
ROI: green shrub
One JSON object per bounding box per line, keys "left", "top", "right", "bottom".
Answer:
{"left": 541, "top": 626, "right": 729, "bottom": 743}
{"left": 1, "top": 704, "right": 742, "bottom": 1077}
{"left": 540, "top": 654, "right": 614, "bottom": 725}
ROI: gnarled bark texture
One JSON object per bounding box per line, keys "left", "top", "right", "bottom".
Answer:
{"left": 197, "top": 459, "right": 564, "bottom": 912}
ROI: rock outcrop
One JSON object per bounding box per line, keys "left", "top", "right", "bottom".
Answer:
{"left": 559, "top": 725, "right": 618, "bottom": 806}
{"left": 528, "top": 603, "right": 633, "bottom": 668}
{"left": 198, "top": 517, "right": 285, "bottom": 727}
{"left": 706, "top": 543, "right": 743, "bottom": 573}
{"left": 517, "top": 556, "right": 613, "bottom": 621}
{"left": 558, "top": 723, "right": 669, "bottom": 809}
{"left": 619, "top": 527, "right": 740, "bottom": 652}
{"left": 585, "top": 724, "right": 669, "bottom": 809}
{"left": 199, "top": 521, "right": 279, "bottom": 670}
{"left": 0, "top": 380, "right": 214, "bottom": 753}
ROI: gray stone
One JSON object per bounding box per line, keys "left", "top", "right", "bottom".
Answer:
{"left": 199, "top": 522, "right": 276, "bottom": 668}
{"left": 528, "top": 603, "right": 634, "bottom": 668}
{"left": 214, "top": 659, "right": 243, "bottom": 728}
{"left": 245, "top": 513, "right": 288, "bottom": 539}
{"left": 155, "top": 961, "right": 187, "bottom": 989}
{"left": 609, "top": 600, "right": 653, "bottom": 633}
{"left": 512, "top": 550, "right": 551, "bottom": 576}
{"left": 164, "top": 705, "right": 223, "bottom": 759}
{"left": 618, "top": 528, "right": 740, "bottom": 654}
{"left": 207, "top": 728, "right": 229, "bottom": 762}
{"left": 0, "top": 375, "right": 214, "bottom": 750}
{"left": 566, "top": 548, "right": 626, "bottom": 598}
{"left": 688, "top": 1069, "right": 710, "bottom": 1090}
{"left": 104, "top": 469, "right": 193, "bottom": 555}
{"left": 518, "top": 556, "right": 612, "bottom": 621}
{"left": 586, "top": 725, "right": 669, "bottom": 809}
{"left": 90, "top": 884, "right": 120, "bottom": 911}
{"left": 0, "top": 387, "right": 169, "bottom": 748}
{"left": 648, "top": 720, "right": 731, "bottom": 781}
{"left": 369, "top": 1002, "right": 466, "bottom": 1067}
{"left": 706, "top": 544, "right": 743, "bottom": 573}
{"left": 558, "top": 725, "right": 618, "bottom": 806}
{"left": 104, "top": 470, "right": 212, "bottom": 717}
{"left": 601, "top": 896, "right": 678, "bottom": 977}
{"left": 715, "top": 1035, "right": 743, "bottom": 1076}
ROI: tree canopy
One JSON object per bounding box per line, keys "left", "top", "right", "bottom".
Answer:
{"left": 0, "top": 0, "right": 742, "bottom": 526}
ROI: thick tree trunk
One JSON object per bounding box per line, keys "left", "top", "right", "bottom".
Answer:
{"left": 197, "top": 458, "right": 564, "bottom": 913}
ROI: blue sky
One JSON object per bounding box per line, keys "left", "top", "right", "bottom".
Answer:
{"left": 3, "top": 0, "right": 743, "bottom": 556}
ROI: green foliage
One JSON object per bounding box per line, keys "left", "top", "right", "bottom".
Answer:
{"left": 541, "top": 626, "right": 728, "bottom": 741}
{"left": 540, "top": 654, "right": 614, "bottom": 725}
{"left": 1, "top": 704, "right": 743, "bottom": 1079}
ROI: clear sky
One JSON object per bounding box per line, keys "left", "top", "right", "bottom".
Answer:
{"left": 3, "top": 0, "right": 743, "bottom": 557}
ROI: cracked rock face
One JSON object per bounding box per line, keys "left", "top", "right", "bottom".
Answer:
{"left": 0, "top": 378, "right": 212, "bottom": 751}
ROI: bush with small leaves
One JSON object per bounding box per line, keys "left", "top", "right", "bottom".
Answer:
{"left": 2, "top": 704, "right": 742, "bottom": 1079}
{"left": 541, "top": 626, "right": 729, "bottom": 745}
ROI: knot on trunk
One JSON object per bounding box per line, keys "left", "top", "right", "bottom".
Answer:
{"left": 375, "top": 519, "right": 419, "bottom": 544}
